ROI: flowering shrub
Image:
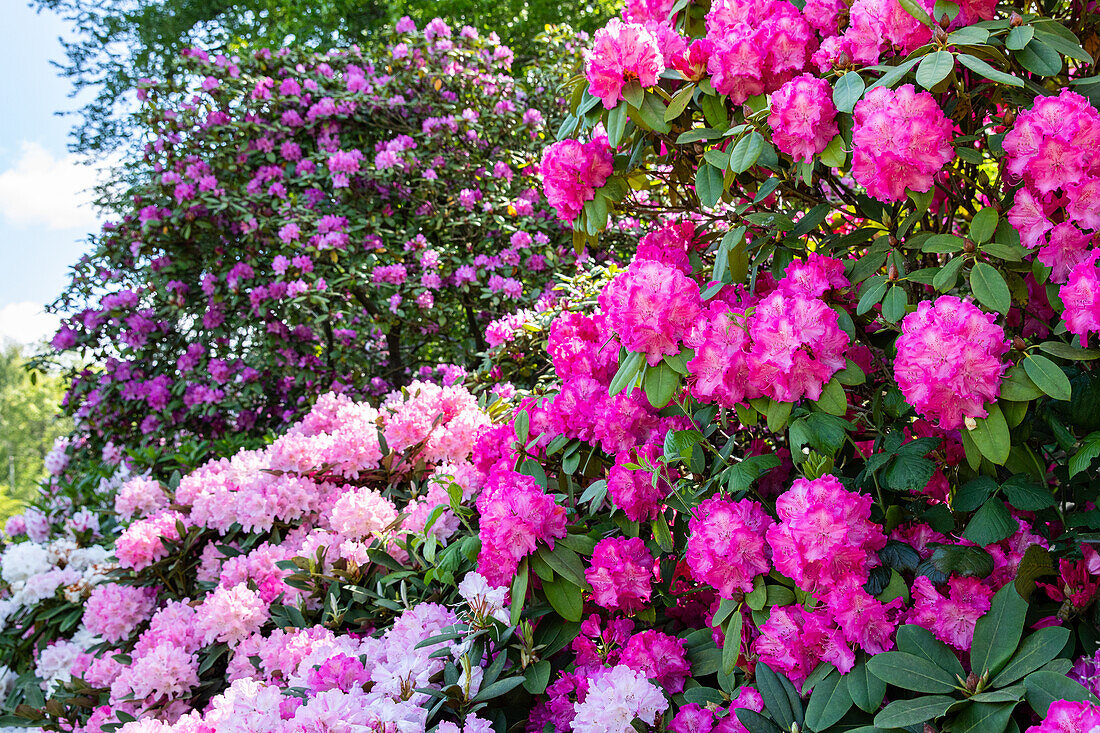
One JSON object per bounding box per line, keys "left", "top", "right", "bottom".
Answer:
{"left": 6, "top": 3, "right": 1100, "bottom": 733}
{"left": 34, "top": 19, "right": 624, "bottom": 477}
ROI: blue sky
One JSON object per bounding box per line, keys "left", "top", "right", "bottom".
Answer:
{"left": 0, "top": 2, "right": 99, "bottom": 345}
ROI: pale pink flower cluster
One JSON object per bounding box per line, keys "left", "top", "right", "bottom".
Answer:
{"left": 686, "top": 497, "right": 774, "bottom": 597}
{"left": 586, "top": 536, "right": 654, "bottom": 614}
{"left": 1004, "top": 90, "right": 1100, "bottom": 283}
{"left": 585, "top": 19, "right": 664, "bottom": 109}
{"left": 540, "top": 134, "right": 614, "bottom": 223}
{"left": 599, "top": 259, "right": 703, "bottom": 366}
{"left": 894, "top": 296, "right": 1009, "bottom": 429}
{"left": 571, "top": 665, "right": 668, "bottom": 733}
{"left": 705, "top": 0, "right": 814, "bottom": 104}
{"left": 851, "top": 84, "right": 954, "bottom": 201}
{"left": 114, "top": 476, "right": 170, "bottom": 521}
{"left": 767, "top": 74, "right": 838, "bottom": 163}
{"left": 83, "top": 583, "right": 158, "bottom": 643}
{"left": 114, "top": 510, "right": 186, "bottom": 570}
{"left": 195, "top": 584, "right": 269, "bottom": 647}
{"left": 327, "top": 488, "right": 398, "bottom": 539}
{"left": 381, "top": 380, "right": 490, "bottom": 463}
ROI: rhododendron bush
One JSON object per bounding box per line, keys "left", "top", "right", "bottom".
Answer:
{"left": 8, "top": 3, "right": 1100, "bottom": 733}
{"left": 32, "top": 19, "right": 623, "bottom": 477}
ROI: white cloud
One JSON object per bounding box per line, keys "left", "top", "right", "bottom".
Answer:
{"left": 0, "top": 301, "right": 60, "bottom": 346}
{"left": 0, "top": 142, "right": 99, "bottom": 230}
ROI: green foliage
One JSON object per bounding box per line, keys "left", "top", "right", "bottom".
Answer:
{"left": 0, "top": 345, "right": 71, "bottom": 522}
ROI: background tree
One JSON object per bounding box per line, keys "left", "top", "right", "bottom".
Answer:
{"left": 32, "top": 0, "right": 619, "bottom": 157}
{"left": 0, "top": 344, "right": 71, "bottom": 521}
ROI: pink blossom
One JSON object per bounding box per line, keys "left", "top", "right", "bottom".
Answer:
{"left": 894, "top": 295, "right": 1009, "bottom": 429}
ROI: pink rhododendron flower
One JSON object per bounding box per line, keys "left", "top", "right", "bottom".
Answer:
{"left": 687, "top": 496, "right": 774, "bottom": 597}
{"left": 586, "top": 536, "right": 654, "bottom": 614}
{"left": 476, "top": 470, "right": 568, "bottom": 586}
{"left": 585, "top": 20, "right": 664, "bottom": 109}
{"left": 540, "top": 136, "right": 614, "bottom": 223}
{"left": 852, "top": 84, "right": 954, "bottom": 201}
{"left": 599, "top": 259, "right": 703, "bottom": 366}
{"left": 894, "top": 295, "right": 1009, "bottom": 429}
{"left": 1062, "top": 250, "right": 1100, "bottom": 344}
{"left": 768, "top": 74, "right": 839, "bottom": 163}
{"left": 83, "top": 584, "right": 158, "bottom": 644}
{"left": 906, "top": 574, "right": 993, "bottom": 651}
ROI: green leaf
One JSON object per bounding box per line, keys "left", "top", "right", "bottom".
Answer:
{"left": 1023, "top": 354, "right": 1072, "bottom": 401}
{"left": 952, "top": 701, "right": 1016, "bottom": 733}
{"left": 729, "top": 132, "right": 765, "bottom": 173}
{"left": 1033, "top": 23, "right": 1094, "bottom": 63}
{"left": 968, "top": 402, "right": 1011, "bottom": 465}
{"left": 881, "top": 285, "right": 908, "bottom": 323}
{"left": 969, "top": 684, "right": 1026, "bottom": 703}
{"left": 963, "top": 500, "right": 1017, "bottom": 547}
{"left": 472, "top": 675, "right": 526, "bottom": 702}
{"left": 1006, "top": 26, "right": 1035, "bottom": 51}
{"left": 1014, "top": 544, "right": 1056, "bottom": 601}
{"left": 542, "top": 576, "right": 583, "bottom": 622}
{"left": 643, "top": 361, "right": 681, "bottom": 408}
{"left": 1024, "top": 670, "right": 1100, "bottom": 716}
{"left": 606, "top": 104, "right": 627, "bottom": 147}
{"left": 970, "top": 207, "right": 999, "bottom": 243}
{"left": 954, "top": 476, "right": 997, "bottom": 513}
{"left": 1000, "top": 475, "right": 1055, "bottom": 511}
{"left": 896, "top": 624, "right": 967, "bottom": 680}
{"left": 677, "top": 127, "right": 721, "bottom": 144}
{"left": 664, "top": 84, "right": 695, "bottom": 122}
{"left": 805, "top": 671, "right": 853, "bottom": 732}
{"left": 990, "top": 626, "right": 1071, "bottom": 688}
{"left": 928, "top": 543, "right": 994, "bottom": 578}
{"left": 755, "top": 663, "right": 798, "bottom": 731}
{"left": 536, "top": 544, "right": 589, "bottom": 589}
{"left": 833, "top": 72, "right": 865, "bottom": 113}
{"left": 510, "top": 558, "right": 528, "bottom": 626}
{"left": 745, "top": 575, "right": 767, "bottom": 610}
{"left": 696, "top": 163, "right": 725, "bottom": 208}
{"left": 933, "top": 256, "right": 965, "bottom": 292}
{"left": 1038, "top": 341, "right": 1100, "bottom": 360}
{"left": 734, "top": 709, "right": 783, "bottom": 733}
{"left": 971, "top": 584, "right": 1028, "bottom": 678}
{"left": 970, "top": 262, "right": 1011, "bottom": 314}
{"left": 815, "top": 378, "right": 847, "bottom": 416}
{"left": 722, "top": 610, "right": 743, "bottom": 675}
{"left": 621, "top": 81, "right": 644, "bottom": 108}
{"left": 873, "top": 695, "right": 956, "bottom": 729}
{"left": 767, "top": 399, "right": 792, "bottom": 433}
{"left": 916, "top": 50, "right": 954, "bottom": 89}
{"left": 1015, "top": 38, "right": 1063, "bottom": 76}
{"left": 1071, "top": 431, "right": 1100, "bottom": 476}
{"left": 957, "top": 53, "right": 1025, "bottom": 87}
{"left": 866, "top": 652, "right": 959, "bottom": 693}
{"left": 1000, "top": 364, "right": 1044, "bottom": 401}
{"left": 651, "top": 512, "right": 674, "bottom": 553}
{"left": 856, "top": 277, "right": 889, "bottom": 315}
{"left": 848, "top": 656, "right": 888, "bottom": 713}
{"left": 897, "top": 0, "right": 933, "bottom": 25}
{"left": 819, "top": 133, "right": 846, "bottom": 167}
{"left": 523, "top": 660, "right": 552, "bottom": 694}
{"left": 609, "top": 350, "right": 645, "bottom": 397}
{"left": 871, "top": 56, "right": 922, "bottom": 89}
